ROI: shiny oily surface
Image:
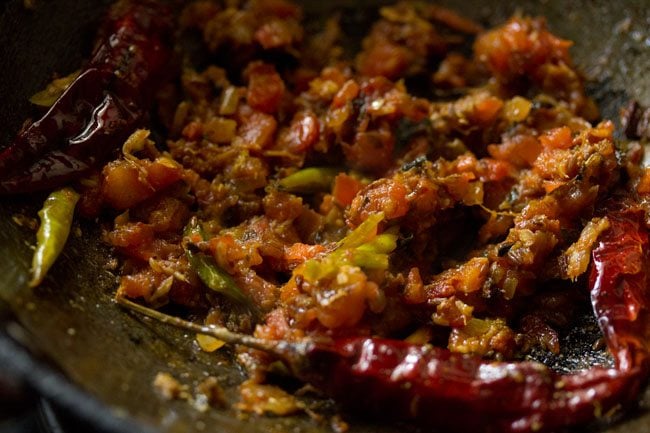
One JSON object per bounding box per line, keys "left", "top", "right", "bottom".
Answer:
{"left": 2, "top": 1, "right": 650, "bottom": 432}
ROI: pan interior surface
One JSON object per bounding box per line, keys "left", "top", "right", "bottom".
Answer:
{"left": 1, "top": 1, "right": 650, "bottom": 432}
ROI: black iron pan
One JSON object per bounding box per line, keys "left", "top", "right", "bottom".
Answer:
{"left": 2, "top": 1, "right": 650, "bottom": 432}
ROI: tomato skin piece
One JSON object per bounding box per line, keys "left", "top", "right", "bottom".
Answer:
{"left": 238, "top": 107, "right": 279, "bottom": 150}
{"left": 347, "top": 178, "right": 409, "bottom": 227}
{"left": 245, "top": 62, "right": 286, "bottom": 114}
{"left": 357, "top": 42, "right": 411, "bottom": 81}
{"left": 333, "top": 173, "right": 364, "bottom": 207}
{"left": 488, "top": 134, "right": 542, "bottom": 168}
{"left": 540, "top": 126, "right": 573, "bottom": 150}
{"left": 277, "top": 111, "right": 320, "bottom": 153}
{"left": 472, "top": 96, "right": 503, "bottom": 125}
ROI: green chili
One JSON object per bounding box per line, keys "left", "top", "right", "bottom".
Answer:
{"left": 302, "top": 213, "right": 398, "bottom": 281}
{"left": 183, "top": 216, "right": 208, "bottom": 241}
{"left": 187, "top": 251, "right": 251, "bottom": 306}
{"left": 277, "top": 167, "right": 339, "bottom": 193}
{"left": 355, "top": 231, "right": 399, "bottom": 254}
{"left": 338, "top": 212, "right": 384, "bottom": 249}
{"left": 29, "top": 187, "right": 80, "bottom": 288}
{"left": 183, "top": 218, "right": 253, "bottom": 308}
{"left": 350, "top": 249, "right": 390, "bottom": 270}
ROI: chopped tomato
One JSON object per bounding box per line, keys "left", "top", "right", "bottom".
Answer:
{"left": 540, "top": 126, "right": 573, "bottom": 150}
{"left": 101, "top": 158, "right": 183, "bottom": 210}
{"left": 245, "top": 62, "right": 285, "bottom": 114}
{"left": 472, "top": 96, "right": 503, "bottom": 125}
{"left": 333, "top": 173, "right": 364, "bottom": 207}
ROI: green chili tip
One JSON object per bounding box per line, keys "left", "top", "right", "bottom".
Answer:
{"left": 277, "top": 167, "right": 339, "bottom": 193}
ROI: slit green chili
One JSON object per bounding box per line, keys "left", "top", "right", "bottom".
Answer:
{"left": 187, "top": 252, "right": 252, "bottom": 306}
{"left": 184, "top": 218, "right": 255, "bottom": 309}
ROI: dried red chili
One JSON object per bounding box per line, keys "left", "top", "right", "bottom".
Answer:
{"left": 0, "top": 0, "right": 172, "bottom": 194}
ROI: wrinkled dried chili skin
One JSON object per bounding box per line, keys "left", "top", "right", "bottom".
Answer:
{"left": 0, "top": 68, "right": 109, "bottom": 178}
{"left": 0, "top": 151, "right": 90, "bottom": 194}
{"left": 0, "top": 0, "right": 172, "bottom": 194}
{"left": 89, "top": 0, "right": 173, "bottom": 106}
{"left": 590, "top": 204, "right": 650, "bottom": 371}
{"left": 291, "top": 202, "right": 650, "bottom": 433}
{"left": 300, "top": 338, "right": 640, "bottom": 433}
